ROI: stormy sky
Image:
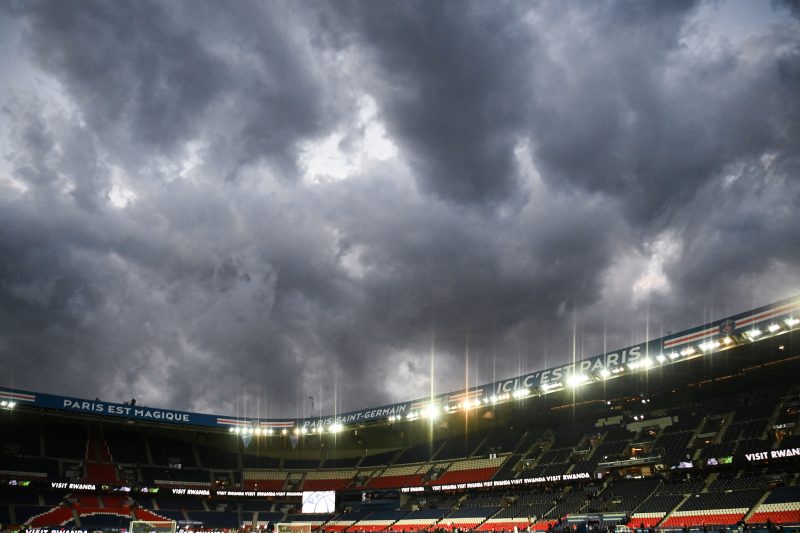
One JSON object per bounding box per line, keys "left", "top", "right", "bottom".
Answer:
{"left": 1, "top": 0, "right": 799, "bottom": 420}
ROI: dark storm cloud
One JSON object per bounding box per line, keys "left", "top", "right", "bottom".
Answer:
{"left": 16, "top": 0, "right": 355, "bottom": 179}
{"left": 526, "top": 1, "right": 800, "bottom": 227}
{"left": 1, "top": 1, "right": 799, "bottom": 417}
{"left": 21, "top": 0, "right": 224, "bottom": 152}
{"left": 325, "top": 0, "right": 535, "bottom": 205}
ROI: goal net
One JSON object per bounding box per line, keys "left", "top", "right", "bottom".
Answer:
{"left": 276, "top": 523, "right": 313, "bottom": 533}
{"left": 130, "top": 520, "right": 177, "bottom": 533}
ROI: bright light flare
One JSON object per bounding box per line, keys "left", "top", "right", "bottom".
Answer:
{"left": 699, "top": 341, "right": 720, "bottom": 352}
{"left": 745, "top": 329, "right": 762, "bottom": 340}
{"left": 414, "top": 404, "right": 439, "bottom": 419}
{"left": 566, "top": 374, "right": 589, "bottom": 388}
{"left": 540, "top": 383, "right": 562, "bottom": 392}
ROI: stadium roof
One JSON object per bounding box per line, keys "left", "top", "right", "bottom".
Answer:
{"left": 3, "top": 294, "right": 798, "bottom": 434}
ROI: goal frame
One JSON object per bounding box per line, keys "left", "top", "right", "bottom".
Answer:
{"left": 130, "top": 520, "right": 178, "bottom": 533}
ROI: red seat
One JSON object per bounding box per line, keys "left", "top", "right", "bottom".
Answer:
{"left": 748, "top": 511, "right": 800, "bottom": 525}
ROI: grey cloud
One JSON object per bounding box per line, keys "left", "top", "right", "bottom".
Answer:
{"left": 528, "top": 1, "right": 800, "bottom": 227}
{"left": 1, "top": 1, "right": 798, "bottom": 417}
{"left": 16, "top": 0, "right": 357, "bottom": 181}
{"left": 324, "top": 0, "right": 536, "bottom": 205}
{"left": 22, "top": 0, "right": 225, "bottom": 153}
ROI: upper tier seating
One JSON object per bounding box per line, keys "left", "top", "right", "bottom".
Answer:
{"left": 148, "top": 436, "right": 196, "bottom": 468}
{"left": 104, "top": 426, "right": 149, "bottom": 464}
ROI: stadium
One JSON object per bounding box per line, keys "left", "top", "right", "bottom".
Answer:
{"left": 2, "top": 296, "right": 799, "bottom": 533}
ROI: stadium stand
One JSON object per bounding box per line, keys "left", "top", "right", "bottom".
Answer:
{"left": 349, "top": 509, "right": 408, "bottom": 532}
{"left": 428, "top": 456, "right": 508, "bottom": 485}
{"left": 303, "top": 469, "right": 358, "bottom": 491}
{"left": 367, "top": 464, "right": 425, "bottom": 489}
{"left": 2, "top": 304, "right": 800, "bottom": 531}
{"left": 748, "top": 486, "right": 800, "bottom": 526}
{"left": 243, "top": 468, "right": 286, "bottom": 490}
{"left": 660, "top": 489, "right": 765, "bottom": 527}
{"left": 323, "top": 456, "right": 361, "bottom": 469}
{"left": 360, "top": 450, "right": 399, "bottom": 468}
{"left": 104, "top": 426, "right": 149, "bottom": 464}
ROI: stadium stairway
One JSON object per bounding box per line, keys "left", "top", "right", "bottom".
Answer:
{"left": 85, "top": 428, "right": 118, "bottom": 483}
{"left": 712, "top": 414, "right": 735, "bottom": 445}
{"left": 24, "top": 428, "right": 167, "bottom": 528}
{"left": 763, "top": 400, "right": 785, "bottom": 439}
{"left": 654, "top": 493, "right": 693, "bottom": 529}
{"left": 742, "top": 489, "right": 772, "bottom": 523}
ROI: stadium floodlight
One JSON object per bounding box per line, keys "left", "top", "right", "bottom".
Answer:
{"left": 228, "top": 427, "right": 235, "bottom": 433}
{"left": 330, "top": 423, "right": 343, "bottom": 433}
{"left": 668, "top": 352, "right": 680, "bottom": 360}
{"left": 566, "top": 374, "right": 589, "bottom": 388}
{"left": 540, "top": 382, "right": 562, "bottom": 392}
{"left": 642, "top": 357, "right": 654, "bottom": 368}
{"left": 745, "top": 328, "right": 762, "bottom": 340}
{"left": 471, "top": 398, "right": 482, "bottom": 407}
{"left": 423, "top": 404, "right": 440, "bottom": 419}
{"left": 768, "top": 324, "right": 781, "bottom": 333}
{"left": 234, "top": 427, "right": 242, "bottom": 434}
{"left": 680, "top": 347, "right": 696, "bottom": 357}
{"left": 655, "top": 354, "right": 667, "bottom": 364}
{"left": 699, "top": 340, "right": 721, "bottom": 352}
{"left": 722, "top": 337, "right": 733, "bottom": 345}
{"left": 627, "top": 361, "right": 640, "bottom": 370}
{"left": 785, "top": 318, "right": 799, "bottom": 327}
{"left": 598, "top": 368, "right": 611, "bottom": 379}
{"left": 281, "top": 429, "right": 287, "bottom": 435}
{"left": 267, "top": 428, "right": 274, "bottom": 435}
{"left": 406, "top": 412, "right": 419, "bottom": 421}
{"left": 512, "top": 388, "right": 531, "bottom": 398}
{"left": 489, "top": 395, "right": 499, "bottom": 403}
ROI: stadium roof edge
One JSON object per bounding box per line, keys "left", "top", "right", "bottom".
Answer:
{"left": 1, "top": 293, "right": 798, "bottom": 433}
